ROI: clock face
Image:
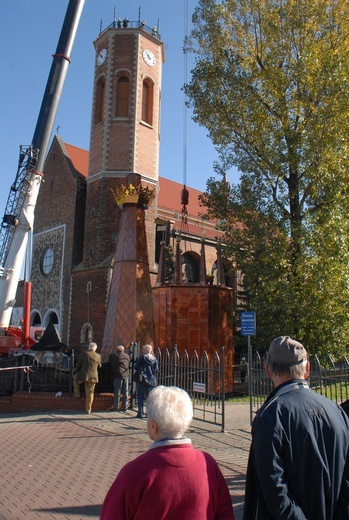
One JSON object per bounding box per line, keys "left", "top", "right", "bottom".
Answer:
{"left": 143, "top": 49, "right": 156, "bottom": 66}
{"left": 96, "top": 48, "right": 107, "bottom": 66}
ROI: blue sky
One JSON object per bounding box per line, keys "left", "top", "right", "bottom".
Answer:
{"left": 0, "top": 0, "right": 240, "bottom": 219}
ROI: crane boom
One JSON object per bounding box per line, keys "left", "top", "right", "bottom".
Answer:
{"left": 0, "top": 0, "right": 85, "bottom": 331}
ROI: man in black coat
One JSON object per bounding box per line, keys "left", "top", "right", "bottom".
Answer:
{"left": 243, "top": 336, "right": 349, "bottom": 520}
{"left": 108, "top": 345, "right": 130, "bottom": 412}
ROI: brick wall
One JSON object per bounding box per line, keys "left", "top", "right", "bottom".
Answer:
{"left": 69, "top": 267, "right": 110, "bottom": 349}
{"left": 33, "top": 138, "right": 86, "bottom": 342}
{"left": 83, "top": 177, "right": 121, "bottom": 267}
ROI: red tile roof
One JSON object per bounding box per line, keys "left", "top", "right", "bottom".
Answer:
{"left": 64, "top": 143, "right": 89, "bottom": 177}
{"left": 157, "top": 177, "right": 205, "bottom": 219}
{"left": 62, "top": 141, "right": 221, "bottom": 238}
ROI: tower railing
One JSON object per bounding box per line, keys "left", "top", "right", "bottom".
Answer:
{"left": 100, "top": 19, "right": 161, "bottom": 39}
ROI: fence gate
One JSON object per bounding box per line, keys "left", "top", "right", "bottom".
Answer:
{"left": 153, "top": 345, "right": 226, "bottom": 432}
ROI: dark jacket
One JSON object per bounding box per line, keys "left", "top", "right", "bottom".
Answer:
{"left": 109, "top": 352, "right": 130, "bottom": 379}
{"left": 134, "top": 353, "right": 158, "bottom": 387}
{"left": 75, "top": 350, "right": 101, "bottom": 383}
{"left": 243, "top": 379, "right": 349, "bottom": 520}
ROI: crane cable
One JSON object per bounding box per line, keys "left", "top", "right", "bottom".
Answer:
{"left": 180, "top": 0, "right": 190, "bottom": 240}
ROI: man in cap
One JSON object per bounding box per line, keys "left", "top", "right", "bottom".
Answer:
{"left": 243, "top": 336, "right": 349, "bottom": 520}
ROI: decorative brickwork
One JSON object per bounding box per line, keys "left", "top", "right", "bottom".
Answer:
{"left": 32, "top": 226, "right": 65, "bottom": 323}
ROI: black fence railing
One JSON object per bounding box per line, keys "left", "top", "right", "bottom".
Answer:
{"left": 0, "top": 344, "right": 227, "bottom": 429}
{"left": 155, "top": 346, "right": 226, "bottom": 430}
{"left": 248, "top": 352, "right": 349, "bottom": 423}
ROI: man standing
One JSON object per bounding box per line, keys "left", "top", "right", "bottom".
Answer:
{"left": 239, "top": 357, "right": 248, "bottom": 383}
{"left": 73, "top": 342, "right": 101, "bottom": 414}
{"left": 243, "top": 336, "right": 349, "bottom": 520}
{"left": 108, "top": 345, "right": 130, "bottom": 412}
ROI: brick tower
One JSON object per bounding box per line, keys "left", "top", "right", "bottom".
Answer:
{"left": 84, "top": 20, "right": 164, "bottom": 269}
{"left": 69, "top": 20, "right": 164, "bottom": 349}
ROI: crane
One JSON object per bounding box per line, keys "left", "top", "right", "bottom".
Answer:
{"left": 0, "top": 0, "right": 85, "bottom": 353}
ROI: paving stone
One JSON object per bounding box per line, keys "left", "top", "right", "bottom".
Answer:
{"left": 0, "top": 403, "right": 251, "bottom": 520}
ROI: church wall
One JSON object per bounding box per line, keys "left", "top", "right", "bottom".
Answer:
{"left": 83, "top": 177, "right": 121, "bottom": 267}
{"left": 32, "top": 226, "right": 65, "bottom": 325}
{"left": 69, "top": 267, "right": 110, "bottom": 350}
{"left": 32, "top": 139, "right": 82, "bottom": 342}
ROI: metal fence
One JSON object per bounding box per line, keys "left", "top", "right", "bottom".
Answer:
{"left": 248, "top": 352, "right": 349, "bottom": 424}
{"left": 0, "top": 352, "right": 74, "bottom": 395}
{"left": 0, "top": 345, "right": 227, "bottom": 430}
{"left": 155, "top": 345, "right": 226, "bottom": 431}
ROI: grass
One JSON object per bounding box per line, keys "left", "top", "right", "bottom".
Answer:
{"left": 226, "top": 394, "right": 250, "bottom": 403}
{"left": 313, "top": 383, "right": 349, "bottom": 403}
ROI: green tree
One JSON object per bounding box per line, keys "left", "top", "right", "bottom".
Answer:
{"left": 186, "top": 0, "right": 349, "bottom": 355}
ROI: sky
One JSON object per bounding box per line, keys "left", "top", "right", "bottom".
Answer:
{"left": 0, "top": 0, "right": 240, "bottom": 219}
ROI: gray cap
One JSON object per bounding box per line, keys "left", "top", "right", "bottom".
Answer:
{"left": 267, "top": 336, "right": 307, "bottom": 365}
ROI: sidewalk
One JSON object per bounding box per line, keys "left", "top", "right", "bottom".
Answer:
{"left": 0, "top": 403, "right": 251, "bottom": 520}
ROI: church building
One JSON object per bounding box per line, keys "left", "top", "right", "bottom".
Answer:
{"left": 30, "top": 18, "right": 236, "bottom": 354}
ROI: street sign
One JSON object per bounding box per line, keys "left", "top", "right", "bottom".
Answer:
{"left": 241, "top": 311, "right": 256, "bottom": 336}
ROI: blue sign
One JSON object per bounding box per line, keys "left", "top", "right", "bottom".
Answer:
{"left": 241, "top": 311, "right": 256, "bottom": 336}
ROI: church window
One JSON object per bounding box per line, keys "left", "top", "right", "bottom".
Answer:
{"left": 142, "top": 79, "right": 153, "bottom": 125}
{"left": 40, "top": 247, "right": 54, "bottom": 275}
{"left": 94, "top": 76, "right": 105, "bottom": 124}
{"left": 116, "top": 77, "right": 129, "bottom": 117}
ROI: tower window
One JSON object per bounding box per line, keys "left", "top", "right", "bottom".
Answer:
{"left": 116, "top": 77, "right": 129, "bottom": 117}
{"left": 142, "top": 79, "right": 153, "bottom": 125}
{"left": 94, "top": 76, "right": 105, "bottom": 124}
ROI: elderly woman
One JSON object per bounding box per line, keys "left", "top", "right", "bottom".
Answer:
{"left": 101, "top": 385, "right": 234, "bottom": 519}
{"left": 134, "top": 343, "right": 158, "bottom": 418}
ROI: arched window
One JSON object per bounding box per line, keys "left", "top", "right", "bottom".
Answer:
{"left": 30, "top": 311, "right": 42, "bottom": 326}
{"left": 116, "top": 77, "right": 129, "bottom": 117}
{"left": 142, "top": 79, "right": 153, "bottom": 125}
{"left": 40, "top": 247, "right": 54, "bottom": 275}
{"left": 80, "top": 323, "right": 93, "bottom": 345}
{"left": 181, "top": 252, "right": 200, "bottom": 283}
{"left": 94, "top": 76, "right": 105, "bottom": 124}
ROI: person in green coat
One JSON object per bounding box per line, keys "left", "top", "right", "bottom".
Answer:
{"left": 73, "top": 342, "right": 101, "bottom": 414}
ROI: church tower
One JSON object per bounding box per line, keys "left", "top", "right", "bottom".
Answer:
{"left": 67, "top": 19, "right": 165, "bottom": 348}
{"left": 84, "top": 19, "right": 164, "bottom": 269}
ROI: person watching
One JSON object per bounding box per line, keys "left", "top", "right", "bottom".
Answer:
{"left": 101, "top": 385, "right": 235, "bottom": 519}
{"left": 243, "top": 335, "right": 349, "bottom": 520}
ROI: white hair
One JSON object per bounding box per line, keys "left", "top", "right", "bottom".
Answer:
{"left": 266, "top": 358, "right": 308, "bottom": 378}
{"left": 88, "top": 342, "right": 97, "bottom": 351}
{"left": 142, "top": 344, "right": 154, "bottom": 354}
{"left": 146, "top": 386, "right": 193, "bottom": 439}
